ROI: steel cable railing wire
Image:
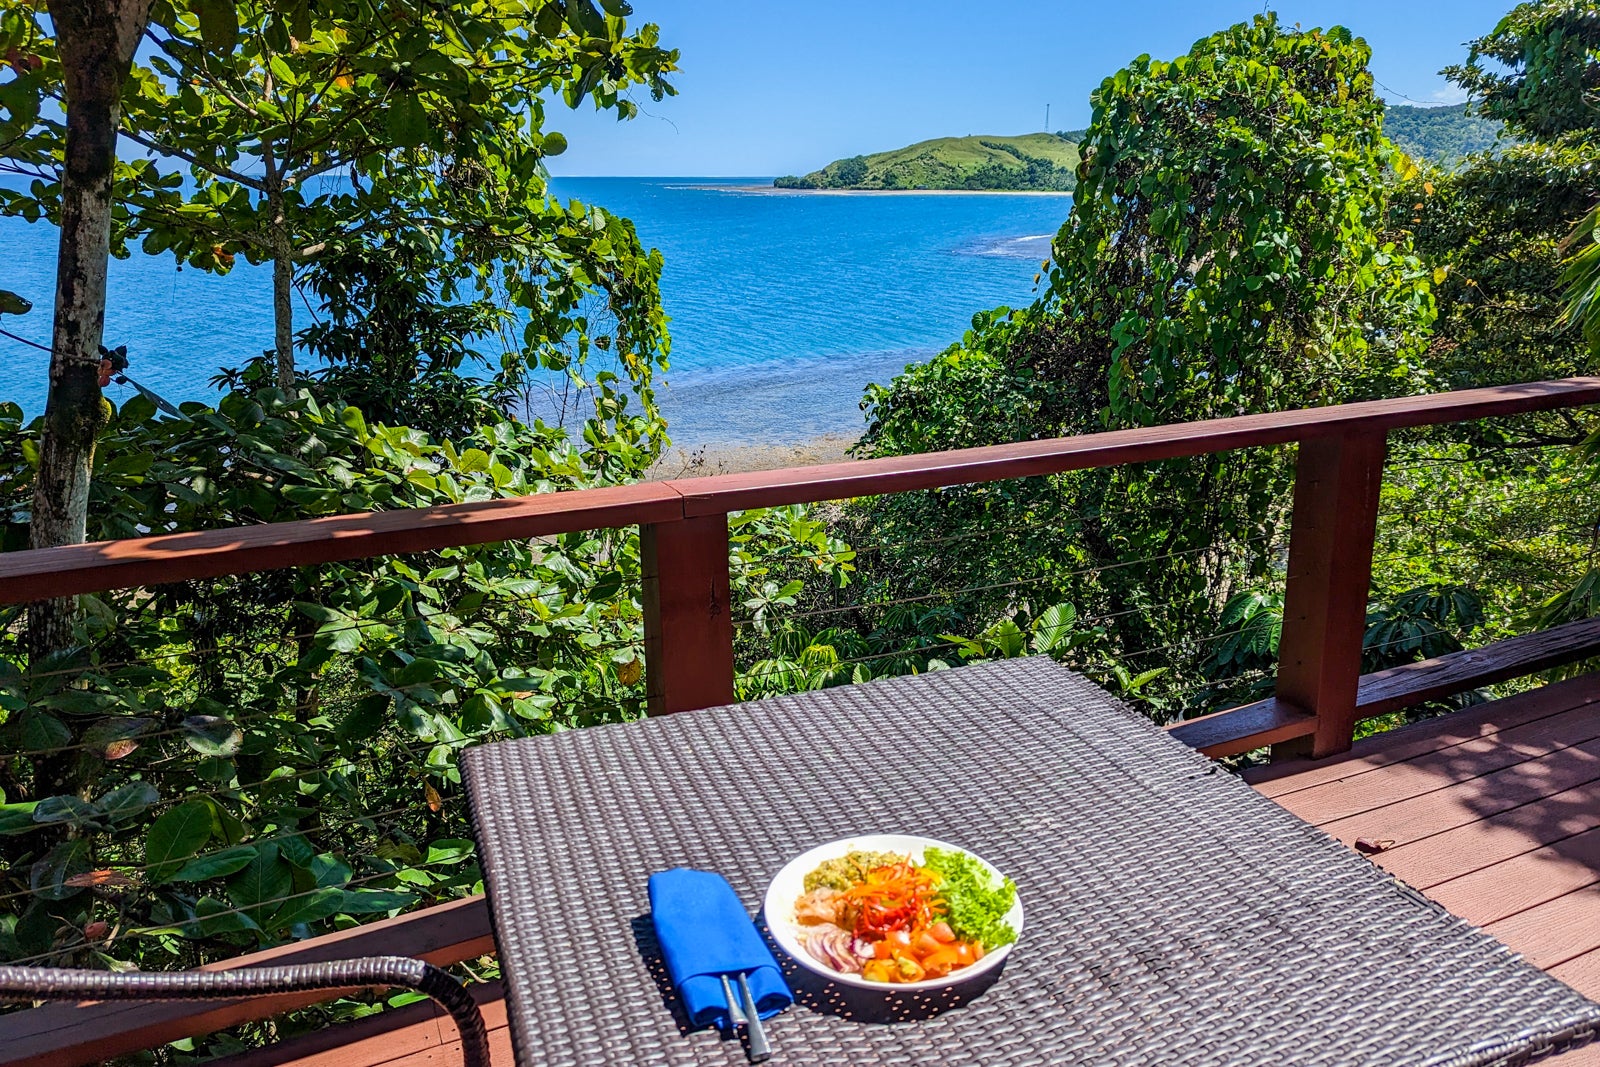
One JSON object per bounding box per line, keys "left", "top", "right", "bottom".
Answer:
{"left": 0, "top": 695, "right": 628, "bottom": 911}
{"left": 795, "top": 475, "right": 1586, "bottom": 605}
{"left": 733, "top": 599, "right": 1189, "bottom": 651}
{"left": 732, "top": 532, "right": 1282, "bottom": 628}
{"left": 0, "top": 673, "right": 630, "bottom": 864}
{"left": 0, "top": 582, "right": 648, "bottom": 683}
{"left": 0, "top": 740, "right": 484, "bottom": 910}
{"left": 726, "top": 493, "right": 1176, "bottom": 575}
{"left": 0, "top": 864, "right": 468, "bottom": 968}
{"left": 0, "top": 635, "right": 641, "bottom": 762}
{"left": 0, "top": 801, "right": 417, "bottom": 913}
{"left": 726, "top": 471, "right": 1305, "bottom": 578}
{"left": 0, "top": 672, "right": 651, "bottom": 912}
{"left": 0, "top": 956, "right": 492, "bottom": 1067}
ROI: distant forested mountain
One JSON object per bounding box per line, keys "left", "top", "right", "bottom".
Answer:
{"left": 1056, "top": 106, "right": 1505, "bottom": 171}
{"left": 774, "top": 134, "right": 1079, "bottom": 191}
{"left": 1382, "top": 103, "right": 1506, "bottom": 168}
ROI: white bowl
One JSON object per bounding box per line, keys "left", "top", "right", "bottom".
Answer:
{"left": 763, "top": 833, "right": 1024, "bottom": 991}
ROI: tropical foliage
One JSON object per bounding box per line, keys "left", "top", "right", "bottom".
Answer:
{"left": 1, "top": 3, "right": 1599, "bottom": 1061}
{"left": 1382, "top": 103, "right": 1507, "bottom": 169}
{"left": 852, "top": 15, "right": 1442, "bottom": 711}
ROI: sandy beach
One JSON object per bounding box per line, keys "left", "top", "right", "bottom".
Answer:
{"left": 648, "top": 433, "right": 857, "bottom": 479}
{"left": 678, "top": 183, "right": 1074, "bottom": 197}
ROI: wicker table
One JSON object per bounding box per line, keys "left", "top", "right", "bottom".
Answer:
{"left": 462, "top": 657, "right": 1600, "bottom": 1066}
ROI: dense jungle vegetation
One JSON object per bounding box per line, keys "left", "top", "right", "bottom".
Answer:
{"left": 1383, "top": 102, "right": 1508, "bottom": 168}
{"left": 0, "top": 1, "right": 1598, "bottom": 1059}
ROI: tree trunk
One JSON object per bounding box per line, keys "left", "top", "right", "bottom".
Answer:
{"left": 272, "top": 239, "right": 295, "bottom": 393}
{"left": 28, "top": 0, "right": 152, "bottom": 662}
{"left": 262, "top": 153, "right": 295, "bottom": 395}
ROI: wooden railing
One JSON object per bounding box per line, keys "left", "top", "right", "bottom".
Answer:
{"left": 2, "top": 378, "right": 1600, "bottom": 760}
{"left": 8, "top": 378, "right": 1600, "bottom": 1066}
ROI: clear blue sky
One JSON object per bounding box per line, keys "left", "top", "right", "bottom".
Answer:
{"left": 549, "top": 0, "right": 1513, "bottom": 177}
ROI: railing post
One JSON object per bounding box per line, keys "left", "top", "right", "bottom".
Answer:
{"left": 1272, "top": 429, "right": 1387, "bottom": 760}
{"left": 640, "top": 514, "right": 736, "bottom": 715}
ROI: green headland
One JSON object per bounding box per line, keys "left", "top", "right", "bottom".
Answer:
{"left": 774, "top": 133, "right": 1080, "bottom": 192}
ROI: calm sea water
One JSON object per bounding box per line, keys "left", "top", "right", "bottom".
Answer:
{"left": 0, "top": 177, "right": 1070, "bottom": 446}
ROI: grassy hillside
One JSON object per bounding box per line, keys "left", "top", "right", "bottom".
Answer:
{"left": 1382, "top": 103, "right": 1507, "bottom": 169}
{"left": 775, "top": 133, "right": 1079, "bottom": 191}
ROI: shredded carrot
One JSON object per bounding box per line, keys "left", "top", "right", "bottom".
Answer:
{"left": 840, "top": 862, "right": 944, "bottom": 937}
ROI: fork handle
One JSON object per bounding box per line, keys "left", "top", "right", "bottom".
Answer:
{"left": 719, "top": 974, "right": 745, "bottom": 1026}
{"left": 737, "top": 972, "right": 772, "bottom": 1063}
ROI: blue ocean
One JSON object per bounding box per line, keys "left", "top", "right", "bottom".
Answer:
{"left": 0, "top": 178, "right": 1071, "bottom": 446}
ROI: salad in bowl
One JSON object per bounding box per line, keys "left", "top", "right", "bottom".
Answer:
{"left": 763, "top": 834, "right": 1023, "bottom": 990}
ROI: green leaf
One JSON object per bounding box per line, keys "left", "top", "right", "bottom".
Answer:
{"left": 42, "top": 690, "right": 119, "bottom": 716}
{"left": 1031, "top": 603, "right": 1080, "bottom": 654}
{"left": 541, "top": 131, "right": 568, "bottom": 157}
{"left": 424, "top": 839, "right": 474, "bottom": 865}
{"left": 182, "top": 715, "right": 243, "bottom": 756}
{"left": 15, "top": 900, "right": 71, "bottom": 955}
{"left": 387, "top": 93, "right": 428, "bottom": 149}
{"left": 277, "top": 832, "right": 315, "bottom": 868}
{"left": 0, "top": 290, "right": 32, "bottom": 316}
{"left": 95, "top": 782, "right": 159, "bottom": 824}
{"left": 596, "top": 0, "right": 632, "bottom": 14}
{"left": 146, "top": 801, "right": 214, "bottom": 883}
{"left": 81, "top": 717, "right": 157, "bottom": 760}
{"left": 191, "top": 895, "right": 260, "bottom": 937}
{"left": 268, "top": 887, "right": 345, "bottom": 930}
{"left": 171, "top": 844, "right": 257, "bottom": 882}
{"left": 589, "top": 570, "right": 623, "bottom": 602}
{"left": 30, "top": 840, "right": 91, "bottom": 901}
{"left": 535, "top": 1, "right": 563, "bottom": 37}
{"left": 310, "top": 853, "right": 353, "bottom": 888}
{"left": 287, "top": 0, "right": 311, "bottom": 41}
{"left": 32, "top": 795, "right": 99, "bottom": 829}
{"left": 226, "top": 843, "right": 293, "bottom": 926}
{"left": 564, "top": 0, "right": 608, "bottom": 37}
{"left": 340, "top": 888, "right": 418, "bottom": 914}
{"left": 336, "top": 694, "right": 391, "bottom": 742}
{"left": 458, "top": 448, "right": 491, "bottom": 473}
{"left": 338, "top": 405, "right": 368, "bottom": 437}
{"left": 196, "top": 0, "right": 240, "bottom": 52}
{"left": 0, "top": 802, "right": 39, "bottom": 835}
{"left": 10, "top": 711, "right": 69, "bottom": 752}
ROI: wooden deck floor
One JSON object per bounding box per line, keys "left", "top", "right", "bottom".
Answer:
{"left": 1246, "top": 671, "right": 1600, "bottom": 1065}
{"left": 223, "top": 675, "right": 1600, "bottom": 1067}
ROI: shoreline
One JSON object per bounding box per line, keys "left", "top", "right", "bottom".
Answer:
{"left": 647, "top": 434, "right": 858, "bottom": 479}
{"left": 677, "top": 183, "right": 1073, "bottom": 198}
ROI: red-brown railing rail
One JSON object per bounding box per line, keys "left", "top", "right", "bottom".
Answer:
{"left": 2, "top": 378, "right": 1599, "bottom": 759}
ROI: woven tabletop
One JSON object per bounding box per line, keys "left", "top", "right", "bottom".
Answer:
{"left": 462, "top": 657, "right": 1600, "bottom": 1066}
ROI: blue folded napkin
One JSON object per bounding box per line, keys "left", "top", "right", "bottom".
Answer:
{"left": 648, "top": 868, "right": 793, "bottom": 1030}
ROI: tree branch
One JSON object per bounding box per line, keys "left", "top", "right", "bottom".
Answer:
{"left": 116, "top": 128, "right": 263, "bottom": 190}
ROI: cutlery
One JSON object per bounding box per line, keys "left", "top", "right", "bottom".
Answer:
{"left": 737, "top": 972, "right": 772, "bottom": 1062}
{"left": 718, "top": 972, "right": 771, "bottom": 1063}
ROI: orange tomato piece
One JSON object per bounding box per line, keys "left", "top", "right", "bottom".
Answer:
{"left": 913, "top": 930, "right": 944, "bottom": 959}
{"left": 919, "top": 947, "right": 965, "bottom": 977}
